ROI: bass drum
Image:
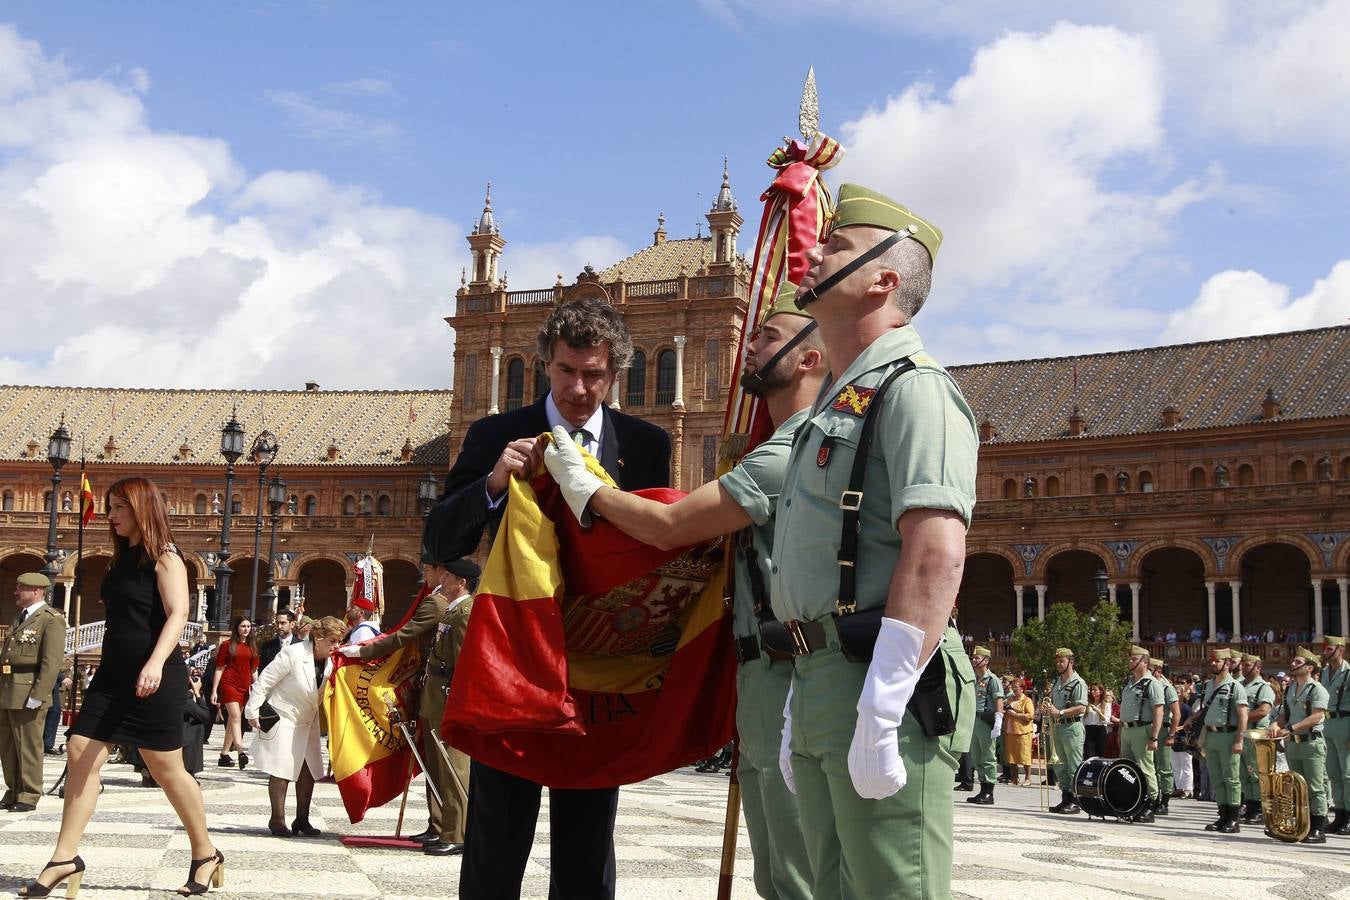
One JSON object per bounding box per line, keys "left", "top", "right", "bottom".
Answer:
{"left": 1074, "top": 756, "right": 1147, "bottom": 818}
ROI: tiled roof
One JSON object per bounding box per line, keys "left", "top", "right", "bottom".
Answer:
{"left": 0, "top": 386, "right": 455, "bottom": 467}
{"left": 600, "top": 237, "right": 713, "bottom": 282}
{"left": 950, "top": 325, "right": 1350, "bottom": 444}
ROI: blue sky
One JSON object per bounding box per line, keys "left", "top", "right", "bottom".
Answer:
{"left": 1, "top": 1, "right": 1346, "bottom": 389}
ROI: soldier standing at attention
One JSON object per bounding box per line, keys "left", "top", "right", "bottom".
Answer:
{"left": 0, "top": 573, "right": 66, "bottom": 812}
{"left": 1237, "top": 652, "right": 1275, "bottom": 825}
{"left": 1041, "top": 648, "right": 1087, "bottom": 814}
{"left": 1118, "top": 646, "right": 1164, "bottom": 823}
{"left": 1149, "top": 659, "right": 1179, "bottom": 815}
{"left": 1319, "top": 635, "right": 1349, "bottom": 836}
{"left": 1268, "top": 648, "right": 1330, "bottom": 844}
{"left": 761, "top": 184, "right": 978, "bottom": 900}
{"left": 419, "top": 557, "right": 480, "bottom": 857}
{"left": 1198, "top": 648, "right": 1248, "bottom": 834}
{"left": 966, "top": 646, "right": 1003, "bottom": 806}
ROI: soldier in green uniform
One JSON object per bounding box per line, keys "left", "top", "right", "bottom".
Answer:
{"left": 0, "top": 573, "right": 66, "bottom": 812}
{"left": 758, "top": 183, "right": 977, "bottom": 900}
{"left": 546, "top": 282, "right": 826, "bottom": 899}
{"left": 1237, "top": 652, "right": 1276, "bottom": 824}
{"left": 1197, "top": 648, "right": 1248, "bottom": 834}
{"left": 1320, "top": 635, "right": 1349, "bottom": 836}
{"left": 1269, "top": 648, "right": 1330, "bottom": 844}
{"left": 966, "top": 646, "right": 1004, "bottom": 805}
{"left": 1118, "top": 646, "right": 1164, "bottom": 822}
{"left": 420, "top": 557, "right": 480, "bottom": 856}
{"left": 1149, "top": 658, "right": 1179, "bottom": 815}
{"left": 1041, "top": 647, "right": 1087, "bottom": 814}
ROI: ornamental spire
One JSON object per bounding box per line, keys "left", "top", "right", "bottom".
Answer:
{"left": 475, "top": 181, "right": 497, "bottom": 235}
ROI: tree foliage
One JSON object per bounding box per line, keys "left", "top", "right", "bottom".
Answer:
{"left": 1011, "top": 600, "right": 1132, "bottom": 691}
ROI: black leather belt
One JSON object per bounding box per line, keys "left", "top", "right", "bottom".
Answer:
{"left": 1124, "top": 721, "right": 1150, "bottom": 728}
{"left": 782, "top": 619, "right": 830, "bottom": 656}
{"left": 735, "top": 634, "right": 792, "bottom": 664}
{"left": 1290, "top": 732, "right": 1322, "bottom": 743}
{"left": 1206, "top": 725, "right": 1237, "bottom": 733}
{"left": 1059, "top": 716, "right": 1082, "bottom": 724}
{"left": 1, "top": 663, "right": 38, "bottom": 675}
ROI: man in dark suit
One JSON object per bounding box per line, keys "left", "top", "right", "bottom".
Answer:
{"left": 429, "top": 297, "right": 670, "bottom": 900}
{"left": 258, "top": 609, "right": 296, "bottom": 673}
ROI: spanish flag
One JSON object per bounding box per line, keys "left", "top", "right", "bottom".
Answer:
{"left": 322, "top": 639, "right": 422, "bottom": 823}
{"left": 80, "top": 474, "right": 95, "bottom": 528}
{"left": 443, "top": 440, "right": 736, "bottom": 788}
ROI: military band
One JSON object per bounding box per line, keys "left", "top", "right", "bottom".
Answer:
{"left": 1118, "top": 645, "right": 1164, "bottom": 823}
{"left": 1196, "top": 648, "right": 1248, "bottom": 833}
{"left": 967, "top": 646, "right": 1004, "bottom": 806}
{"left": 1149, "top": 657, "right": 1179, "bottom": 816}
{"left": 1269, "top": 647, "right": 1329, "bottom": 843}
{"left": 1042, "top": 647, "right": 1087, "bottom": 815}
{"left": 1238, "top": 651, "right": 1276, "bottom": 825}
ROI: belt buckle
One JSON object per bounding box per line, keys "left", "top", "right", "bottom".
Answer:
{"left": 1, "top": 664, "right": 8, "bottom": 675}
{"left": 839, "top": 490, "right": 863, "bottom": 511}
{"left": 783, "top": 621, "right": 811, "bottom": 656}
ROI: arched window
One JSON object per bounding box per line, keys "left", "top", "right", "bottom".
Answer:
{"left": 377, "top": 495, "right": 392, "bottom": 516}
{"left": 1093, "top": 473, "right": 1109, "bottom": 495}
{"left": 304, "top": 495, "right": 318, "bottom": 516}
{"left": 1189, "top": 467, "right": 1207, "bottom": 489}
{"left": 342, "top": 495, "right": 356, "bottom": 516}
{"left": 533, "top": 359, "right": 549, "bottom": 402}
{"left": 194, "top": 494, "right": 208, "bottom": 515}
{"left": 1045, "top": 476, "right": 1061, "bottom": 497}
{"left": 1139, "top": 471, "right": 1154, "bottom": 493}
{"left": 1002, "top": 479, "right": 1018, "bottom": 500}
{"left": 1236, "top": 464, "right": 1255, "bottom": 486}
{"left": 505, "top": 358, "right": 525, "bottom": 411}
{"left": 655, "top": 349, "right": 677, "bottom": 405}
{"left": 626, "top": 350, "right": 647, "bottom": 407}
{"left": 1, "top": 490, "right": 12, "bottom": 511}
{"left": 1289, "top": 459, "right": 1308, "bottom": 482}
{"left": 231, "top": 498, "right": 242, "bottom": 514}
{"left": 43, "top": 491, "right": 52, "bottom": 511}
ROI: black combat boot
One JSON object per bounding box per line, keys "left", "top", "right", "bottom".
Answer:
{"left": 1216, "top": 804, "right": 1241, "bottom": 834}
{"left": 1154, "top": 795, "right": 1169, "bottom": 816}
{"left": 1302, "top": 814, "right": 1327, "bottom": 844}
{"left": 954, "top": 780, "right": 974, "bottom": 792}
{"left": 1328, "top": 809, "right": 1349, "bottom": 835}
{"left": 1238, "top": 799, "right": 1263, "bottom": 824}
{"left": 1204, "top": 805, "right": 1226, "bottom": 831}
{"left": 1050, "top": 789, "right": 1080, "bottom": 814}
{"left": 967, "top": 783, "right": 994, "bottom": 805}
{"left": 1130, "top": 798, "right": 1156, "bottom": 824}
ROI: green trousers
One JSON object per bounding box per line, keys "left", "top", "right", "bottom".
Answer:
{"left": 0, "top": 706, "right": 45, "bottom": 807}
{"left": 1052, "top": 722, "right": 1084, "bottom": 789}
{"left": 1240, "top": 736, "right": 1262, "bottom": 803}
{"left": 736, "top": 654, "right": 811, "bottom": 900}
{"left": 1153, "top": 725, "right": 1173, "bottom": 797}
{"left": 970, "top": 716, "right": 997, "bottom": 784}
{"left": 1203, "top": 729, "right": 1242, "bottom": 806}
{"left": 1285, "top": 735, "right": 1328, "bottom": 817}
{"left": 787, "top": 625, "right": 974, "bottom": 900}
{"left": 1120, "top": 726, "right": 1159, "bottom": 801}
{"left": 1324, "top": 716, "right": 1349, "bottom": 811}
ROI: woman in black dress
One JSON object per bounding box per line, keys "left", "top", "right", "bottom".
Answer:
{"left": 20, "top": 477, "right": 224, "bottom": 898}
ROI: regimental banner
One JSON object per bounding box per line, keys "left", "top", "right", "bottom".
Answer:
{"left": 323, "top": 641, "right": 422, "bottom": 823}
{"left": 442, "top": 437, "right": 737, "bottom": 789}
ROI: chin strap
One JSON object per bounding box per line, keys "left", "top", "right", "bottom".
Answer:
{"left": 795, "top": 229, "right": 909, "bottom": 308}
{"left": 738, "top": 318, "right": 819, "bottom": 396}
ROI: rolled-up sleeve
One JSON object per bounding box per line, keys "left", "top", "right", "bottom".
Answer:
{"left": 879, "top": 371, "right": 978, "bottom": 529}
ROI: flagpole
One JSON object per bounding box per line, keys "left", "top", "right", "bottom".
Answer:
{"left": 69, "top": 448, "right": 87, "bottom": 720}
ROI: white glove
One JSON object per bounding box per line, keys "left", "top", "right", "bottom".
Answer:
{"left": 778, "top": 683, "right": 796, "bottom": 794}
{"left": 848, "top": 617, "right": 927, "bottom": 800}
{"left": 993, "top": 712, "right": 1003, "bottom": 739}
{"left": 337, "top": 645, "right": 363, "bottom": 659}
{"left": 543, "top": 425, "right": 605, "bottom": 525}
{"left": 25, "top": 697, "right": 42, "bottom": 710}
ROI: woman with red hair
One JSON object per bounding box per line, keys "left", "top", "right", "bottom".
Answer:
{"left": 20, "top": 477, "right": 223, "bottom": 897}
{"left": 210, "top": 616, "right": 258, "bottom": 769}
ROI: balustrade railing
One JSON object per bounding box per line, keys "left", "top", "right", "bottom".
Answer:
{"left": 505, "top": 288, "right": 557, "bottom": 306}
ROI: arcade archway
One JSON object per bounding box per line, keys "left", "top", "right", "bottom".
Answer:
{"left": 958, "top": 553, "right": 1016, "bottom": 638}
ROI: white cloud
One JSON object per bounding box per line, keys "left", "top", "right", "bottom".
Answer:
{"left": 1160, "top": 262, "right": 1350, "bottom": 343}
{"left": 325, "top": 77, "right": 395, "bottom": 97}
{"left": 0, "top": 24, "right": 623, "bottom": 390}
{"left": 264, "top": 88, "right": 403, "bottom": 148}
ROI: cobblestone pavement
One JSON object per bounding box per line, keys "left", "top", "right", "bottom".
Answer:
{"left": 2, "top": 744, "right": 1346, "bottom": 898}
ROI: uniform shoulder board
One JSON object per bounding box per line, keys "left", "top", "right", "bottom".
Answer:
{"left": 831, "top": 384, "right": 877, "bottom": 417}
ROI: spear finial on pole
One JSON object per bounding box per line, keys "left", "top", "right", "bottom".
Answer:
{"left": 799, "top": 66, "right": 819, "bottom": 144}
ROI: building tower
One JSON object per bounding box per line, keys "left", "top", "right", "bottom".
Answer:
{"left": 467, "top": 182, "right": 506, "bottom": 288}
{"left": 705, "top": 158, "right": 742, "bottom": 271}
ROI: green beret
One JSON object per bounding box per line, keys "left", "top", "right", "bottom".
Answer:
{"left": 1295, "top": 647, "right": 1321, "bottom": 667}
{"left": 1326, "top": 635, "right": 1345, "bottom": 648}
{"left": 17, "top": 572, "right": 50, "bottom": 589}
{"left": 830, "top": 183, "right": 942, "bottom": 263}
{"left": 762, "top": 281, "right": 812, "bottom": 323}
{"left": 445, "top": 558, "right": 482, "bottom": 579}
{"left": 972, "top": 645, "right": 991, "bottom": 659}
{"left": 1129, "top": 645, "right": 1149, "bottom": 658}
{"left": 1054, "top": 647, "right": 1074, "bottom": 658}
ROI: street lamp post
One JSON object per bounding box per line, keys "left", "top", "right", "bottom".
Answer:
{"left": 247, "top": 430, "right": 279, "bottom": 622}
{"left": 261, "top": 473, "right": 287, "bottom": 616}
{"left": 418, "top": 471, "right": 439, "bottom": 515}
{"left": 1094, "top": 567, "right": 1110, "bottom": 604}
{"left": 212, "top": 412, "right": 246, "bottom": 633}
{"left": 42, "top": 417, "right": 72, "bottom": 607}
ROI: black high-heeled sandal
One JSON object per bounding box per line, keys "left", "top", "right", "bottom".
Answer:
{"left": 237, "top": 752, "right": 249, "bottom": 770}
{"left": 291, "top": 818, "right": 321, "bottom": 837}
{"left": 176, "top": 849, "right": 225, "bottom": 896}
{"left": 18, "top": 856, "right": 85, "bottom": 899}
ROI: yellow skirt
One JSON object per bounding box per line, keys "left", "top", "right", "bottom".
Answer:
{"left": 1004, "top": 731, "right": 1033, "bottom": 766}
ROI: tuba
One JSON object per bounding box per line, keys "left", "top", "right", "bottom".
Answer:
{"left": 1246, "top": 728, "right": 1310, "bottom": 842}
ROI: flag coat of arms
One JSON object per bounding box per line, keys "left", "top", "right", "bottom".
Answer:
{"left": 443, "top": 444, "right": 737, "bottom": 788}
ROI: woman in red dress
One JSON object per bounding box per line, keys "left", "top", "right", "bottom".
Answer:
{"left": 210, "top": 617, "right": 257, "bottom": 769}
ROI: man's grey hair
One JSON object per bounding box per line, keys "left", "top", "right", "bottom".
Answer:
{"left": 536, "top": 297, "right": 634, "bottom": 372}
{"left": 878, "top": 238, "right": 933, "bottom": 320}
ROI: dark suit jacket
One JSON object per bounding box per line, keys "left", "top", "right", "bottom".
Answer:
{"left": 427, "top": 397, "right": 672, "bottom": 560}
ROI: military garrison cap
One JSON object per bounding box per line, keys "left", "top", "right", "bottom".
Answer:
{"left": 1326, "top": 635, "right": 1345, "bottom": 647}
{"left": 1242, "top": 653, "right": 1262, "bottom": 664}
{"left": 830, "top": 184, "right": 942, "bottom": 263}
{"left": 972, "top": 645, "right": 991, "bottom": 659}
{"left": 16, "top": 572, "right": 50, "bottom": 589}
{"left": 1129, "top": 645, "right": 1149, "bottom": 657}
{"left": 1295, "top": 647, "right": 1321, "bottom": 667}
{"left": 1211, "top": 648, "right": 1234, "bottom": 660}
{"left": 1150, "top": 657, "right": 1165, "bottom": 668}
{"left": 762, "top": 280, "right": 812, "bottom": 323}
{"left": 1054, "top": 647, "right": 1074, "bottom": 658}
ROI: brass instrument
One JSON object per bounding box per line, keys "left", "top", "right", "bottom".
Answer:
{"left": 1247, "top": 728, "right": 1310, "bottom": 842}
{"left": 1038, "top": 683, "right": 1060, "bottom": 811}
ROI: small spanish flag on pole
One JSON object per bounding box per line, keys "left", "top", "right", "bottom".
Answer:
{"left": 80, "top": 473, "right": 95, "bottom": 528}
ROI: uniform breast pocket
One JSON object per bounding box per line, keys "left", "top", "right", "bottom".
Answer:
{"left": 811, "top": 414, "right": 863, "bottom": 502}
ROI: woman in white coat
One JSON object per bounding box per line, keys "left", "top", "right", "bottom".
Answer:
{"left": 244, "top": 615, "right": 344, "bottom": 837}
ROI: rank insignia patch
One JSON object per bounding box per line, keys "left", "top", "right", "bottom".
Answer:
{"left": 831, "top": 384, "right": 876, "bottom": 416}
